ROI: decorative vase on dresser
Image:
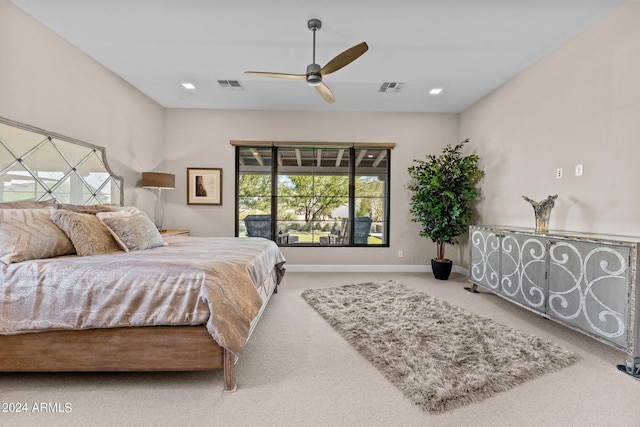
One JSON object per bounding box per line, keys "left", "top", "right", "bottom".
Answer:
{"left": 468, "top": 225, "right": 640, "bottom": 378}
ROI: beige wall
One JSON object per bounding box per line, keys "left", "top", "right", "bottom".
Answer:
{"left": 0, "top": 0, "right": 164, "bottom": 210}
{"left": 461, "top": 2, "right": 640, "bottom": 243}
{"left": 0, "top": 0, "right": 463, "bottom": 270}
{"left": 6, "top": 0, "right": 637, "bottom": 269}
{"left": 162, "top": 109, "right": 460, "bottom": 268}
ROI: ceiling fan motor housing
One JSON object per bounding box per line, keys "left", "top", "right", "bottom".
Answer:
{"left": 306, "top": 63, "right": 322, "bottom": 86}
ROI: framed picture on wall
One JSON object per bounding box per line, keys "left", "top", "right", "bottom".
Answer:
{"left": 187, "top": 168, "right": 222, "bottom": 205}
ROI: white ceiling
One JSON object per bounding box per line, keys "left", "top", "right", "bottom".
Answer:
{"left": 10, "top": 0, "right": 627, "bottom": 113}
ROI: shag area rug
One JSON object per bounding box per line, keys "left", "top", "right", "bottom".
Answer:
{"left": 301, "top": 280, "right": 577, "bottom": 413}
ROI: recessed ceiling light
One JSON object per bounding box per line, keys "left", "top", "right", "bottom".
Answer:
{"left": 429, "top": 88, "right": 443, "bottom": 95}
{"left": 182, "top": 82, "right": 196, "bottom": 90}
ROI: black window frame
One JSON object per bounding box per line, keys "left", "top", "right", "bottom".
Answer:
{"left": 235, "top": 143, "right": 391, "bottom": 248}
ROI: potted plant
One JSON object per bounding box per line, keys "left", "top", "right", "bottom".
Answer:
{"left": 407, "top": 138, "right": 484, "bottom": 280}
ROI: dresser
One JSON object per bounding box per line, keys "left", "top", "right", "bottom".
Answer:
{"left": 468, "top": 225, "right": 640, "bottom": 375}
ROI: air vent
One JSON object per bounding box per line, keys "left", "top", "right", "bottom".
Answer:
{"left": 218, "top": 80, "right": 244, "bottom": 90}
{"left": 379, "top": 82, "right": 404, "bottom": 93}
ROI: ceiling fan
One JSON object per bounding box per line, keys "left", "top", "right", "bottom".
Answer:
{"left": 244, "top": 19, "right": 368, "bottom": 104}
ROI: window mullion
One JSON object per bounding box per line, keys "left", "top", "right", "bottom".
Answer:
{"left": 348, "top": 147, "right": 356, "bottom": 245}
{"left": 234, "top": 145, "right": 241, "bottom": 238}
{"left": 271, "top": 145, "right": 278, "bottom": 241}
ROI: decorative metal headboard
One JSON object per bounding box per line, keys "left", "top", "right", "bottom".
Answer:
{"left": 0, "top": 117, "right": 123, "bottom": 206}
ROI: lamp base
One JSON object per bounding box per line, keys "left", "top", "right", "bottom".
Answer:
{"left": 154, "top": 188, "right": 164, "bottom": 232}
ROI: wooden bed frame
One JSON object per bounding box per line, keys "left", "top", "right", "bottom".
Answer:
{"left": 0, "top": 326, "right": 238, "bottom": 390}
{"left": 0, "top": 284, "right": 278, "bottom": 392}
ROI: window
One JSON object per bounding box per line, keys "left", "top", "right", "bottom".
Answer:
{"left": 235, "top": 142, "right": 392, "bottom": 247}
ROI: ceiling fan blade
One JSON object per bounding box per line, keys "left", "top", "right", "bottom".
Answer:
{"left": 315, "top": 83, "right": 335, "bottom": 104}
{"left": 244, "top": 71, "right": 306, "bottom": 80}
{"left": 320, "top": 42, "right": 368, "bottom": 76}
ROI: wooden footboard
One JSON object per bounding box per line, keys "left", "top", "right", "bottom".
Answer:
{"left": 0, "top": 266, "right": 280, "bottom": 392}
{"left": 0, "top": 326, "right": 237, "bottom": 391}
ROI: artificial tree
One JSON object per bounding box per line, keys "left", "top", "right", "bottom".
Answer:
{"left": 407, "top": 138, "right": 484, "bottom": 279}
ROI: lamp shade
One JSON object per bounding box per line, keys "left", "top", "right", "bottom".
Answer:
{"left": 141, "top": 172, "right": 175, "bottom": 189}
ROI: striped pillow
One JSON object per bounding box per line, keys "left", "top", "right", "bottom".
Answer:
{"left": 0, "top": 208, "right": 75, "bottom": 264}
{"left": 0, "top": 199, "right": 57, "bottom": 209}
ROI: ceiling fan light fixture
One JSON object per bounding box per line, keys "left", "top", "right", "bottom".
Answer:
{"left": 306, "top": 63, "right": 322, "bottom": 86}
{"left": 306, "top": 76, "right": 322, "bottom": 86}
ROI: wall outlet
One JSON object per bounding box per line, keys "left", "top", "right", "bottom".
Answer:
{"left": 556, "top": 168, "right": 563, "bottom": 179}
{"left": 575, "top": 163, "right": 583, "bottom": 176}
{"left": 397, "top": 250, "right": 403, "bottom": 258}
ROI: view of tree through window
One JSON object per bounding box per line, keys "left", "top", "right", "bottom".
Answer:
{"left": 236, "top": 144, "right": 390, "bottom": 247}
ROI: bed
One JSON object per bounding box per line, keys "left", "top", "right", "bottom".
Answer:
{"left": 0, "top": 117, "right": 285, "bottom": 391}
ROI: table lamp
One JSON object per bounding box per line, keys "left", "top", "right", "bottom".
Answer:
{"left": 141, "top": 172, "right": 175, "bottom": 231}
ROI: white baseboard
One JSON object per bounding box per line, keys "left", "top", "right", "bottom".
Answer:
{"left": 285, "top": 264, "right": 469, "bottom": 275}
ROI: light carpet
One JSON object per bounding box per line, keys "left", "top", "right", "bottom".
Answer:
{"left": 301, "top": 280, "right": 578, "bottom": 413}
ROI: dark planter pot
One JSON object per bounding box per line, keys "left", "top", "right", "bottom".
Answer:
{"left": 431, "top": 258, "right": 453, "bottom": 280}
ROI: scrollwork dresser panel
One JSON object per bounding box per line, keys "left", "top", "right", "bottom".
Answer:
{"left": 469, "top": 225, "right": 640, "bottom": 374}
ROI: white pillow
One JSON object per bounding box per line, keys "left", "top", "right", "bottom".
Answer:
{"left": 97, "top": 208, "right": 166, "bottom": 251}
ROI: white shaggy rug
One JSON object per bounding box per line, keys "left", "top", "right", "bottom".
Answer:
{"left": 301, "top": 280, "right": 577, "bottom": 413}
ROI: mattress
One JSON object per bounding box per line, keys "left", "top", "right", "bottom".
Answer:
{"left": 0, "top": 236, "right": 286, "bottom": 356}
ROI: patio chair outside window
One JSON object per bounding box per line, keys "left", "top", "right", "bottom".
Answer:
{"left": 353, "top": 217, "right": 372, "bottom": 245}
{"left": 329, "top": 217, "right": 372, "bottom": 245}
{"left": 244, "top": 214, "right": 272, "bottom": 239}
{"left": 244, "top": 214, "right": 290, "bottom": 244}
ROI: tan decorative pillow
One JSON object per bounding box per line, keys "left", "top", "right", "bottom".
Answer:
{"left": 0, "top": 199, "right": 57, "bottom": 209}
{"left": 50, "top": 210, "right": 121, "bottom": 256}
{"left": 56, "top": 203, "right": 120, "bottom": 214}
{"left": 97, "top": 210, "right": 166, "bottom": 252}
{"left": 0, "top": 208, "right": 75, "bottom": 264}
